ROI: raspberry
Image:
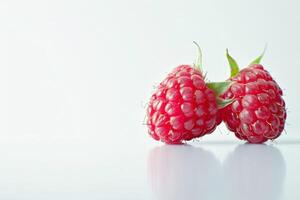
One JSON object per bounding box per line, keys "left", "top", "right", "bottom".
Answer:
{"left": 221, "top": 50, "right": 286, "bottom": 143}
{"left": 146, "top": 43, "right": 230, "bottom": 144}
{"left": 147, "top": 65, "right": 219, "bottom": 144}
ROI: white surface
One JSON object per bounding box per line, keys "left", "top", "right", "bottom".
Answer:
{"left": 0, "top": 138, "right": 299, "bottom": 199}
{"left": 0, "top": 0, "right": 300, "bottom": 199}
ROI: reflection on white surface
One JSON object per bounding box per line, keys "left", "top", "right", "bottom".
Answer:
{"left": 148, "top": 144, "right": 286, "bottom": 200}
{"left": 224, "top": 144, "right": 286, "bottom": 200}
{"left": 148, "top": 145, "right": 223, "bottom": 200}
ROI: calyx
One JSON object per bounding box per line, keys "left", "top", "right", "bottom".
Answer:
{"left": 193, "top": 41, "right": 233, "bottom": 108}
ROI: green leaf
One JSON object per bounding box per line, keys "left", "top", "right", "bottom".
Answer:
{"left": 193, "top": 41, "right": 202, "bottom": 72}
{"left": 206, "top": 81, "right": 232, "bottom": 96}
{"left": 226, "top": 49, "right": 240, "bottom": 77}
{"left": 216, "top": 97, "right": 234, "bottom": 109}
{"left": 249, "top": 44, "right": 267, "bottom": 65}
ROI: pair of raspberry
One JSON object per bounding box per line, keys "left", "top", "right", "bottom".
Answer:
{"left": 146, "top": 42, "right": 286, "bottom": 144}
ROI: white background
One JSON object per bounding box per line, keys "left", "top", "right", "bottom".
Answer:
{"left": 0, "top": 0, "right": 299, "bottom": 199}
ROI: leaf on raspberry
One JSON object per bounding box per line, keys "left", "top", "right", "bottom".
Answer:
{"left": 249, "top": 44, "right": 267, "bottom": 65}
{"left": 206, "top": 81, "right": 232, "bottom": 96}
{"left": 226, "top": 49, "right": 240, "bottom": 78}
{"left": 216, "top": 97, "right": 234, "bottom": 109}
{"left": 192, "top": 41, "right": 203, "bottom": 73}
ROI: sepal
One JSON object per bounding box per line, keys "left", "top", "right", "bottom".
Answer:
{"left": 249, "top": 45, "right": 267, "bottom": 65}
{"left": 216, "top": 97, "right": 234, "bottom": 109}
{"left": 226, "top": 49, "right": 240, "bottom": 77}
{"left": 193, "top": 41, "right": 203, "bottom": 72}
{"left": 206, "top": 81, "right": 232, "bottom": 96}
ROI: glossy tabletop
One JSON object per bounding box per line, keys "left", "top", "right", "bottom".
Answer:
{"left": 0, "top": 134, "right": 299, "bottom": 200}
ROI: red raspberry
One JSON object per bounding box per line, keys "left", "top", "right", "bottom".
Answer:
{"left": 221, "top": 50, "right": 286, "bottom": 143}
{"left": 146, "top": 43, "right": 229, "bottom": 144}
{"left": 147, "top": 65, "right": 220, "bottom": 144}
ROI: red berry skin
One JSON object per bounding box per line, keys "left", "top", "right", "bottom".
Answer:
{"left": 147, "top": 65, "right": 221, "bottom": 144}
{"left": 221, "top": 64, "right": 286, "bottom": 143}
